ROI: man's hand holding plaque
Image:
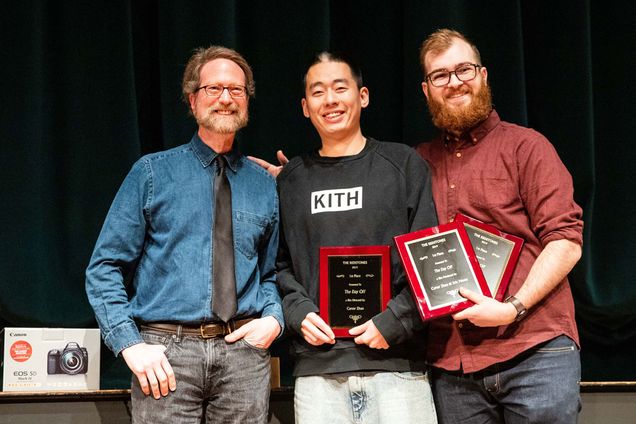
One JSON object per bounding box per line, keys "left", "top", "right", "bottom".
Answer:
{"left": 319, "top": 246, "right": 391, "bottom": 338}
{"left": 300, "top": 312, "right": 336, "bottom": 346}
{"left": 394, "top": 215, "right": 523, "bottom": 321}
{"left": 349, "top": 320, "right": 389, "bottom": 349}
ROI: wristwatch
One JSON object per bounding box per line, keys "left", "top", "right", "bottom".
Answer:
{"left": 505, "top": 295, "right": 528, "bottom": 322}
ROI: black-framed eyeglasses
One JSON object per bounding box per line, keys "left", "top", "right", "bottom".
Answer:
{"left": 426, "top": 63, "right": 482, "bottom": 87}
{"left": 195, "top": 84, "right": 247, "bottom": 98}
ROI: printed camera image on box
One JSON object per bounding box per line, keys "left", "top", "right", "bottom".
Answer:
{"left": 3, "top": 328, "right": 100, "bottom": 392}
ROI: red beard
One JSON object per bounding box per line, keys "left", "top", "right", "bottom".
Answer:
{"left": 427, "top": 81, "right": 492, "bottom": 135}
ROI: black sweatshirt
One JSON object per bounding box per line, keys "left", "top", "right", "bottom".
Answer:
{"left": 276, "top": 138, "right": 438, "bottom": 376}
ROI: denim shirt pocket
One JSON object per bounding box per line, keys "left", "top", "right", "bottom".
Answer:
{"left": 234, "top": 210, "right": 270, "bottom": 259}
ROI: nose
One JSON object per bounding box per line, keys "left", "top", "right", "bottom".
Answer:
{"left": 217, "top": 87, "right": 233, "bottom": 104}
{"left": 447, "top": 71, "right": 463, "bottom": 88}
{"left": 324, "top": 88, "right": 338, "bottom": 105}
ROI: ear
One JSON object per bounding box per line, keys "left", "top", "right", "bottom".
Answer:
{"left": 421, "top": 81, "right": 430, "bottom": 100}
{"left": 359, "top": 87, "right": 370, "bottom": 108}
{"left": 188, "top": 93, "right": 197, "bottom": 113}
{"left": 301, "top": 98, "right": 309, "bottom": 118}
{"left": 481, "top": 66, "right": 488, "bottom": 85}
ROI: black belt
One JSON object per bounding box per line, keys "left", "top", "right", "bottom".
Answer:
{"left": 141, "top": 318, "right": 254, "bottom": 339}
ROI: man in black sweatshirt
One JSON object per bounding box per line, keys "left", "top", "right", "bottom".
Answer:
{"left": 268, "top": 52, "right": 439, "bottom": 423}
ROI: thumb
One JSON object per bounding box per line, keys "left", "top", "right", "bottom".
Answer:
{"left": 224, "top": 326, "right": 247, "bottom": 343}
{"left": 348, "top": 321, "right": 367, "bottom": 336}
{"left": 458, "top": 287, "right": 481, "bottom": 302}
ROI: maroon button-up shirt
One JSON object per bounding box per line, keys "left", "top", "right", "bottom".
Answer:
{"left": 416, "top": 110, "right": 583, "bottom": 373}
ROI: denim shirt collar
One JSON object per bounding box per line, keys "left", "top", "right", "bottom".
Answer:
{"left": 189, "top": 132, "right": 242, "bottom": 173}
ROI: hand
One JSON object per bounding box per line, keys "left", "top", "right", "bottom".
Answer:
{"left": 224, "top": 316, "right": 281, "bottom": 349}
{"left": 300, "top": 312, "right": 336, "bottom": 346}
{"left": 451, "top": 287, "right": 518, "bottom": 327}
{"left": 349, "top": 319, "right": 389, "bottom": 349}
{"left": 247, "top": 150, "right": 289, "bottom": 178}
{"left": 276, "top": 150, "right": 289, "bottom": 166}
{"left": 121, "top": 342, "right": 176, "bottom": 399}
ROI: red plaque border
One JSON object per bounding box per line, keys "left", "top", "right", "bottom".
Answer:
{"left": 394, "top": 221, "right": 491, "bottom": 320}
{"left": 454, "top": 213, "right": 524, "bottom": 301}
{"left": 319, "top": 245, "right": 391, "bottom": 338}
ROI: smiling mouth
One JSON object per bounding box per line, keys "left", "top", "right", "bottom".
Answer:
{"left": 214, "top": 109, "right": 235, "bottom": 115}
{"left": 323, "top": 111, "right": 344, "bottom": 120}
{"left": 445, "top": 90, "right": 472, "bottom": 105}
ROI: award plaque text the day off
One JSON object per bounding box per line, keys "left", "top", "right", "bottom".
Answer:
{"left": 319, "top": 246, "right": 391, "bottom": 338}
{"left": 454, "top": 213, "right": 524, "bottom": 301}
{"left": 394, "top": 222, "right": 491, "bottom": 320}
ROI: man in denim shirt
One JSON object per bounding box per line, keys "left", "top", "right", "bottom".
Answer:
{"left": 85, "top": 46, "right": 282, "bottom": 423}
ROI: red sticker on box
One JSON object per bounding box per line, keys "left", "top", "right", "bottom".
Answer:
{"left": 10, "top": 340, "right": 33, "bottom": 362}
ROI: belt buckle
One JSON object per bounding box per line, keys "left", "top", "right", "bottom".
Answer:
{"left": 200, "top": 324, "right": 217, "bottom": 339}
{"left": 199, "top": 322, "right": 233, "bottom": 338}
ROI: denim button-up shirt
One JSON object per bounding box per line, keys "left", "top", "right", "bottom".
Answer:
{"left": 86, "top": 133, "right": 282, "bottom": 355}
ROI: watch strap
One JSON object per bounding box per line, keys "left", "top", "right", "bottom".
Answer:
{"left": 505, "top": 295, "right": 528, "bottom": 322}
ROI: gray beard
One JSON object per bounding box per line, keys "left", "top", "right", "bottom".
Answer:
{"left": 197, "top": 109, "right": 249, "bottom": 134}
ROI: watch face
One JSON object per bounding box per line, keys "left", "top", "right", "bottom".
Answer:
{"left": 516, "top": 309, "right": 527, "bottom": 322}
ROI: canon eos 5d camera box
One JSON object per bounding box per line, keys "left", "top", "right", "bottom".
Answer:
{"left": 3, "top": 328, "right": 100, "bottom": 391}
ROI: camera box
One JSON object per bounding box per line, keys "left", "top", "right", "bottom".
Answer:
{"left": 2, "top": 327, "right": 100, "bottom": 392}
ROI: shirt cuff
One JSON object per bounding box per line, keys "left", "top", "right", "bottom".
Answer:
{"left": 104, "top": 320, "right": 143, "bottom": 356}
{"left": 262, "top": 304, "right": 286, "bottom": 339}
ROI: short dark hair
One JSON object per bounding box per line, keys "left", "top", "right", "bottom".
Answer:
{"left": 302, "top": 51, "right": 364, "bottom": 95}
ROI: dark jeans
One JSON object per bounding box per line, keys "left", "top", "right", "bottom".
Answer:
{"left": 432, "top": 335, "right": 581, "bottom": 424}
{"left": 131, "top": 329, "right": 271, "bottom": 423}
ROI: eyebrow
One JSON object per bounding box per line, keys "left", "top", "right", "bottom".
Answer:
{"left": 199, "top": 82, "right": 245, "bottom": 86}
{"left": 428, "top": 62, "right": 474, "bottom": 74}
{"left": 308, "top": 78, "right": 350, "bottom": 90}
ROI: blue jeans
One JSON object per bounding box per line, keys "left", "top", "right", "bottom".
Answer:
{"left": 432, "top": 335, "right": 581, "bottom": 424}
{"left": 294, "top": 371, "right": 437, "bottom": 424}
{"left": 131, "top": 328, "right": 271, "bottom": 423}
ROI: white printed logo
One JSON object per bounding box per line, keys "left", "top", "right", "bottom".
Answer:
{"left": 311, "top": 187, "right": 363, "bottom": 214}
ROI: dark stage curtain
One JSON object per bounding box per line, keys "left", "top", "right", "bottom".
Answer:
{"left": 1, "top": 0, "right": 634, "bottom": 388}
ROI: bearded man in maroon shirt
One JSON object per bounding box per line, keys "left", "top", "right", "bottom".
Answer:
{"left": 416, "top": 28, "right": 583, "bottom": 424}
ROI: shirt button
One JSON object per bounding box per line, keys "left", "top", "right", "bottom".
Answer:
{"left": 456, "top": 152, "right": 462, "bottom": 158}
{"left": 450, "top": 183, "right": 456, "bottom": 189}
{"left": 458, "top": 322, "right": 463, "bottom": 328}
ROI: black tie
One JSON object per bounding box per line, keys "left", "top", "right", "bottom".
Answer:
{"left": 212, "top": 155, "right": 237, "bottom": 322}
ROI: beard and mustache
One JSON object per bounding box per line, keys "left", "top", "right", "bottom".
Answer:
{"left": 427, "top": 78, "right": 493, "bottom": 135}
{"left": 194, "top": 104, "right": 249, "bottom": 134}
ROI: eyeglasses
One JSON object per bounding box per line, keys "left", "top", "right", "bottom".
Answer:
{"left": 195, "top": 84, "right": 247, "bottom": 98}
{"left": 426, "top": 63, "right": 482, "bottom": 87}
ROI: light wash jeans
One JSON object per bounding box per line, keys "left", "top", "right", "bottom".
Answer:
{"left": 294, "top": 371, "right": 437, "bottom": 424}
{"left": 131, "top": 328, "right": 271, "bottom": 423}
{"left": 432, "top": 335, "right": 581, "bottom": 424}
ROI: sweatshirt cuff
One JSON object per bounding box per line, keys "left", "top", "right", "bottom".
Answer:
{"left": 372, "top": 307, "right": 408, "bottom": 346}
{"left": 286, "top": 299, "right": 319, "bottom": 335}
